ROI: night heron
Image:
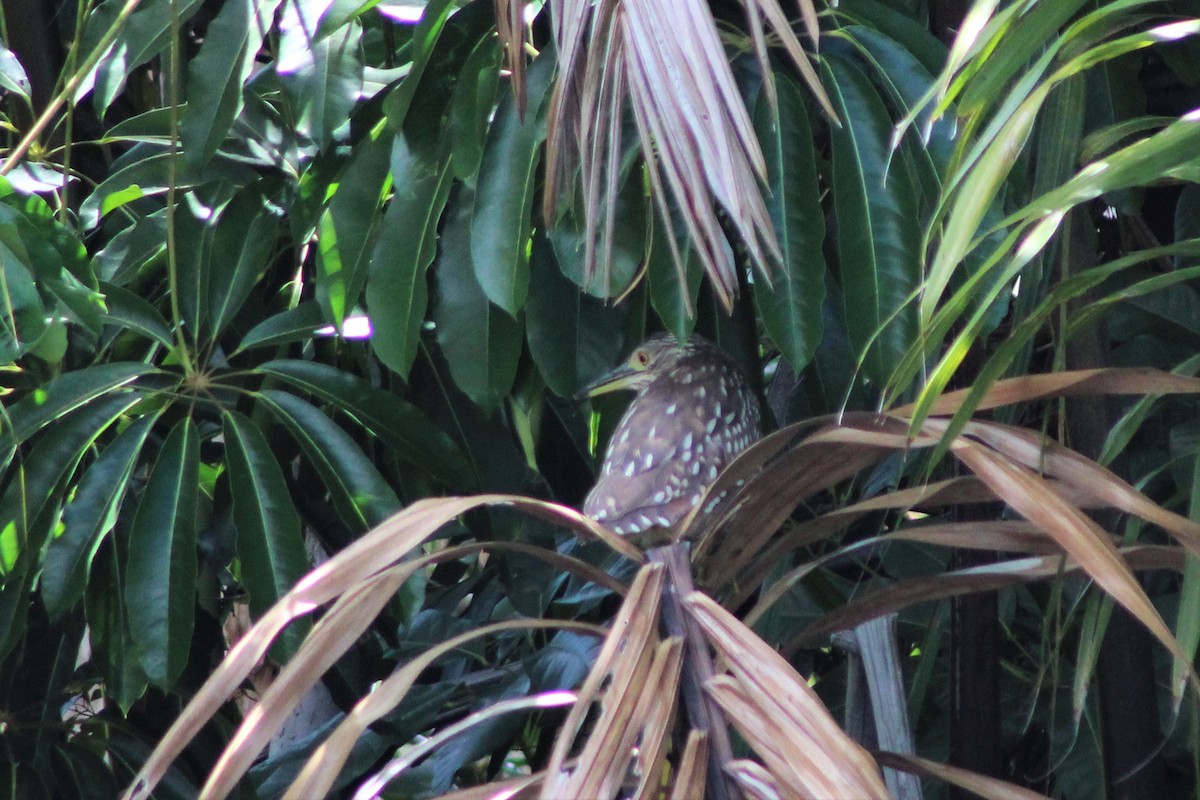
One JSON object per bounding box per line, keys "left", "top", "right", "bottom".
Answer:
{"left": 581, "top": 333, "right": 762, "bottom": 535}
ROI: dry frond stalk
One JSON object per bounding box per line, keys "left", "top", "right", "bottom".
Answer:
{"left": 875, "top": 751, "right": 1051, "bottom": 800}
{"left": 686, "top": 592, "right": 889, "bottom": 798}
{"left": 285, "top": 620, "right": 603, "bottom": 799}
{"left": 668, "top": 731, "right": 710, "bottom": 800}
{"left": 125, "top": 495, "right": 631, "bottom": 800}
{"left": 725, "top": 759, "right": 783, "bottom": 800}
{"left": 542, "top": 563, "right": 667, "bottom": 798}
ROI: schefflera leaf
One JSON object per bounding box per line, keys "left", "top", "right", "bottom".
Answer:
{"left": 126, "top": 417, "right": 200, "bottom": 690}
{"left": 223, "top": 411, "right": 310, "bottom": 657}
{"left": 180, "top": 0, "right": 286, "bottom": 169}
{"left": 256, "top": 359, "right": 472, "bottom": 488}
{"left": 43, "top": 414, "right": 159, "bottom": 619}
{"left": 255, "top": 389, "right": 402, "bottom": 531}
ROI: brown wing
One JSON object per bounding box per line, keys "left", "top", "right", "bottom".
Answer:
{"left": 583, "top": 376, "right": 751, "bottom": 534}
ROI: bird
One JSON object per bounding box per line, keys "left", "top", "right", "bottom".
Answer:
{"left": 580, "top": 333, "right": 761, "bottom": 536}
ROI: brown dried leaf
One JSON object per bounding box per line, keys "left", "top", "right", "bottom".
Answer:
{"left": 950, "top": 437, "right": 1199, "bottom": 699}
{"left": 875, "top": 751, "right": 1051, "bottom": 800}
{"left": 541, "top": 563, "right": 670, "bottom": 799}
{"left": 686, "top": 593, "right": 889, "bottom": 799}
{"left": 432, "top": 773, "right": 544, "bottom": 800}
{"left": 285, "top": 619, "right": 603, "bottom": 799}
{"left": 204, "top": 566, "right": 417, "bottom": 798}
{"left": 667, "top": 731, "right": 709, "bottom": 800}
{"left": 124, "top": 496, "right": 634, "bottom": 800}
{"left": 945, "top": 419, "right": 1200, "bottom": 559}
{"left": 725, "top": 759, "right": 783, "bottom": 800}
{"left": 793, "top": 545, "right": 1184, "bottom": 648}
{"left": 355, "top": 693, "right": 579, "bottom": 799}
{"left": 544, "top": 0, "right": 838, "bottom": 309}
{"left": 894, "top": 367, "right": 1200, "bottom": 417}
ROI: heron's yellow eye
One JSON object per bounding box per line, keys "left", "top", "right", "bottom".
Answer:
{"left": 634, "top": 349, "right": 651, "bottom": 369}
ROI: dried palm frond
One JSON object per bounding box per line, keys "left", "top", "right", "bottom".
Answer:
{"left": 540, "top": 0, "right": 837, "bottom": 310}
{"left": 676, "top": 367, "right": 1200, "bottom": 707}
{"left": 686, "top": 591, "right": 890, "bottom": 799}
{"left": 122, "top": 495, "right": 634, "bottom": 800}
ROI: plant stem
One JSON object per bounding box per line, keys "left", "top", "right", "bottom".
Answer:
{"left": 164, "top": 0, "right": 194, "bottom": 377}
{"left": 0, "top": 0, "right": 144, "bottom": 176}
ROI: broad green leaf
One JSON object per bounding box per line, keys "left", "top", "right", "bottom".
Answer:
{"left": 526, "top": 234, "right": 627, "bottom": 398}
{"left": 126, "top": 418, "right": 200, "bottom": 689}
{"left": 42, "top": 414, "right": 158, "bottom": 619}
{"left": 172, "top": 201, "right": 220, "bottom": 344}
{"left": 0, "top": 239, "right": 47, "bottom": 364}
{"left": 366, "top": 129, "right": 454, "bottom": 378}
{"left": 1174, "top": 441, "right": 1200, "bottom": 693}
{"left": 753, "top": 73, "right": 825, "bottom": 374}
{"left": 0, "top": 395, "right": 138, "bottom": 576}
{"left": 0, "top": 363, "right": 151, "bottom": 466}
{"left": 0, "top": 202, "right": 102, "bottom": 344}
{"left": 234, "top": 301, "right": 326, "bottom": 353}
{"left": 551, "top": 174, "right": 647, "bottom": 300}
{"left": 450, "top": 34, "right": 502, "bottom": 181}
{"left": 1176, "top": 185, "right": 1200, "bottom": 269}
{"left": 99, "top": 283, "right": 173, "bottom": 348}
{"left": 87, "top": 550, "right": 149, "bottom": 712}
{"left": 382, "top": 0, "right": 457, "bottom": 128}
{"left": 824, "top": 56, "right": 920, "bottom": 387}
{"left": 0, "top": 569, "right": 32, "bottom": 664}
{"left": 837, "top": 26, "right": 954, "bottom": 181}
{"left": 80, "top": 0, "right": 207, "bottom": 115}
{"left": 276, "top": 0, "right": 364, "bottom": 148}
{"left": 256, "top": 389, "right": 401, "bottom": 530}
{"left": 222, "top": 411, "right": 308, "bottom": 651}
{"left": 181, "top": 0, "right": 286, "bottom": 169}
{"left": 469, "top": 55, "right": 554, "bottom": 315}
{"left": 91, "top": 212, "right": 167, "bottom": 284}
{"left": 0, "top": 181, "right": 96, "bottom": 287}
{"left": 834, "top": 0, "right": 947, "bottom": 74}
{"left": 433, "top": 191, "right": 522, "bottom": 410}
{"left": 208, "top": 190, "right": 282, "bottom": 338}
{"left": 647, "top": 217, "right": 701, "bottom": 343}
{"left": 316, "top": 129, "right": 393, "bottom": 328}
{"left": 77, "top": 147, "right": 257, "bottom": 229}
{"left": 256, "top": 359, "right": 472, "bottom": 487}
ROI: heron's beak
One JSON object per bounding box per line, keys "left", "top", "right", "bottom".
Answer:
{"left": 574, "top": 364, "right": 642, "bottom": 401}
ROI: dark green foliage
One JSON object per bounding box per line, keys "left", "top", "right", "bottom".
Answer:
{"left": 2, "top": 0, "right": 1200, "bottom": 796}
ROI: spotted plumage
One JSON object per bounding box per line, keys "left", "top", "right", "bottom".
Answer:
{"left": 581, "top": 334, "right": 761, "bottom": 535}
